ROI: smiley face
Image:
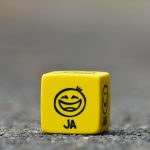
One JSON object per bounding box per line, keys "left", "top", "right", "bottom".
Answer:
{"left": 102, "top": 85, "right": 108, "bottom": 115}
{"left": 54, "top": 86, "right": 86, "bottom": 117}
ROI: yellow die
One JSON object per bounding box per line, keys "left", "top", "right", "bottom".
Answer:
{"left": 41, "top": 71, "right": 110, "bottom": 134}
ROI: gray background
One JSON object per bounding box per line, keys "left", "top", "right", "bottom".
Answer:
{"left": 0, "top": 0, "right": 150, "bottom": 149}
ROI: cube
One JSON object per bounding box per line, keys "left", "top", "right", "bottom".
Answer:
{"left": 41, "top": 71, "right": 110, "bottom": 134}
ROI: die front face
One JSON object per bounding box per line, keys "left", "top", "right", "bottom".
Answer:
{"left": 41, "top": 71, "right": 110, "bottom": 134}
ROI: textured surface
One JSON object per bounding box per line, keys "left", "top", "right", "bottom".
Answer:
{"left": 1, "top": 0, "right": 150, "bottom": 149}
{"left": 0, "top": 122, "right": 150, "bottom": 150}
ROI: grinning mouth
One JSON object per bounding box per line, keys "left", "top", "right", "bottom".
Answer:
{"left": 59, "top": 99, "right": 82, "bottom": 112}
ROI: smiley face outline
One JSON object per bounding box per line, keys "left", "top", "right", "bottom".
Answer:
{"left": 102, "top": 85, "right": 108, "bottom": 115}
{"left": 54, "top": 87, "right": 86, "bottom": 117}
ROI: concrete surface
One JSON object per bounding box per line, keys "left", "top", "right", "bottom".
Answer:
{"left": 1, "top": 1, "right": 150, "bottom": 150}
{"left": 1, "top": 121, "right": 150, "bottom": 150}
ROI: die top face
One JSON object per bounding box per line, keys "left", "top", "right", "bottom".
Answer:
{"left": 41, "top": 71, "right": 110, "bottom": 134}
{"left": 43, "top": 71, "right": 109, "bottom": 77}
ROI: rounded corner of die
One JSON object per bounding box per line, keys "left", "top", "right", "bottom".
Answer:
{"left": 103, "top": 72, "right": 110, "bottom": 78}
{"left": 91, "top": 127, "right": 101, "bottom": 135}
{"left": 41, "top": 127, "right": 47, "bottom": 134}
{"left": 41, "top": 73, "right": 48, "bottom": 80}
{"left": 40, "top": 122, "right": 48, "bottom": 133}
{"left": 41, "top": 75, "right": 46, "bottom": 83}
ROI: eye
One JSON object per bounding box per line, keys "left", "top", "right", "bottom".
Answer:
{"left": 61, "top": 95, "right": 68, "bottom": 99}
{"left": 71, "top": 95, "right": 79, "bottom": 99}
{"left": 103, "top": 92, "right": 108, "bottom": 95}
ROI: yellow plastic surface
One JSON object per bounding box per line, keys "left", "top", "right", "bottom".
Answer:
{"left": 41, "top": 71, "right": 110, "bottom": 134}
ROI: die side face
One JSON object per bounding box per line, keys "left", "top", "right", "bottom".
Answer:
{"left": 41, "top": 71, "right": 110, "bottom": 134}
{"left": 100, "top": 75, "right": 110, "bottom": 132}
